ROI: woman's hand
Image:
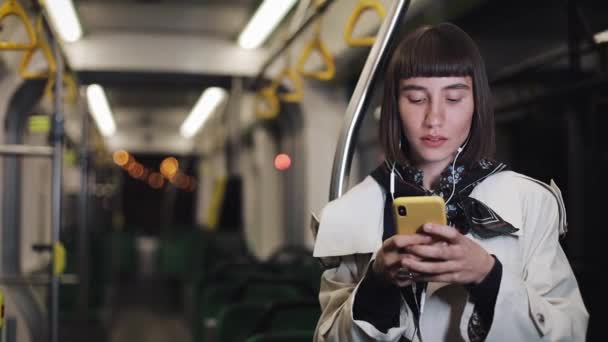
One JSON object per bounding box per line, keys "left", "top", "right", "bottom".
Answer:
{"left": 373, "top": 233, "right": 435, "bottom": 287}
{"left": 402, "top": 223, "right": 495, "bottom": 285}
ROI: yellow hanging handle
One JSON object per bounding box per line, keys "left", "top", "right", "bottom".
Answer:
{"left": 19, "top": 17, "right": 57, "bottom": 79}
{"left": 272, "top": 68, "right": 304, "bottom": 103}
{"left": 296, "top": 10, "right": 335, "bottom": 81}
{"left": 344, "top": 0, "right": 386, "bottom": 47}
{"left": 44, "top": 72, "right": 79, "bottom": 105}
{"left": 0, "top": 0, "right": 37, "bottom": 50}
{"left": 53, "top": 242, "right": 66, "bottom": 276}
{"left": 255, "top": 86, "right": 280, "bottom": 120}
{"left": 296, "top": 33, "right": 335, "bottom": 81}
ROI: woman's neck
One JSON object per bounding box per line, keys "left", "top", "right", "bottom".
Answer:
{"left": 417, "top": 158, "right": 453, "bottom": 191}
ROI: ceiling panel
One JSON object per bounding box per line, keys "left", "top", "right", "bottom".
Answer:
{"left": 75, "top": 1, "right": 260, "bottom": 39}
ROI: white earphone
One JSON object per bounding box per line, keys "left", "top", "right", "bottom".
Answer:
{"left": 390, "top": 136, "right": 469, "bottom": 204}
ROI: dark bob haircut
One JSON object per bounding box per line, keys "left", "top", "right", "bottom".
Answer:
{"left": 379, "top": 22, "right": 495, "bottom": 166}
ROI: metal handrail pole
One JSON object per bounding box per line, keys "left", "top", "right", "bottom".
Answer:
{"left": 49, "top": 37, "right": 64, "bottom": 342}
{"left": 77, "top": 87, "right": 89, "bottom": 316}
{"left": 329, "top": 0, "right": 411, "bottom": 200}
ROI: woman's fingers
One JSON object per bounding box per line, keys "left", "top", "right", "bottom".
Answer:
{"left": 421, "top": 223, "right": 461, "bottom": 243}
{"left": 418, "top": 273, "right": 460, "bottom": 283}
{"left": 407, "top": 243, "right": 459, "bottom": 261}
{"left": 384, "top": 233, "right": 434, "bottom": 252}
{"left": 401, "top": 257, "right": 457, "bottom": 274}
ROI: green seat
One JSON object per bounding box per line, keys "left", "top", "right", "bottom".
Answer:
{"left": 194, "top": 278, "right": 304, "bottom": 342}
{"left": 104, "top": 232, "right": 136, "bottom": 277}
{"left": 216, "top": 303, "right": 268, "bottom": 342}
{"left": 59, "top": 233, "right": 106, "bottom": 321}
{"left": 158, "top": 234, "right": 192, "bottom": 278}
{"left": 252, "top": 300, "right": 320, "bottom": 334}
{"left": 245, "top": 330, "right": 314, "bottom": 342}
{"left": 238, "top": 282, "right": 302, "bottom": 305}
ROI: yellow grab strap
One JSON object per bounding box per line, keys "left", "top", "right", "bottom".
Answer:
{"left": 296, "top": 0, "right": 335, "bottom": 81}
{"left": 206, "top": 176, "right": 227, "bottom": 230}
{"left": 0, "top": 0, "right": 37, "bottom": 50}
{"left": 272, "top": 68, "right": 304, "bottom": 103}
{"left": 255, "top": 86, "right": 280, "bottom": 120}
{"left": 344, "top": 0, "right": 386, "bottom": 47}
{"left": 19, "top": 17, "right": 57, "bottom": 80}
{"left": 53, "top": 242, "right": 66, "bottom": 276}
{"left": 44, "top": 72, "right": 78, "bottom": 105}
{"left": 296, "top": 32, "right": 335, "bottom": 81}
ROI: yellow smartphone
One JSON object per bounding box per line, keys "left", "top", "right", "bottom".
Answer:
{"left": 392, "top": 196, "right": 447, "bottom": 235}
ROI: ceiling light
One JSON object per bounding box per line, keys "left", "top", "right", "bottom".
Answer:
{"left": 86, "top": 84, "right": 116, "bottom": 137}
{"left": 43, "top": 0, "right": 83, "bottom": 42}
{"left": 180, "top": 87, "right": 228, "bottom": 138}
{"left": 594, "top": 30, "right": 608, "bottom": 44}
{"left": 238, "top": 0, "right": 297, "bottom": 49}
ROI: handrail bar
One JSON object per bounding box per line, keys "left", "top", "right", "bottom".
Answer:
{"left": 0, "top": 144, "right": 53, "bottom": 157}
{"left": 329, "top": 0, "right": 411, "bottom": 200}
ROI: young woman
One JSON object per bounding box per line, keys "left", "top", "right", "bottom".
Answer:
{"left": 312, "top": 23, "right": 588, "bottom": 341}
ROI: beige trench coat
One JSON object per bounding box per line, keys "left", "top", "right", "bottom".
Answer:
{"left": 312, "top": 171, "right": 588, "bottom": 341}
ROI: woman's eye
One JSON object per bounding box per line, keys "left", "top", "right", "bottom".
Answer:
{"left": 447, "top": 98, "right": 462, "bottom": 103}
{"left": 408, "top": 97, "right": 425, "bottom": 104}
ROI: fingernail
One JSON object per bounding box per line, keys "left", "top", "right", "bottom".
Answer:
{"left": 423, "top": 223, "right": 432, "bottom": 231}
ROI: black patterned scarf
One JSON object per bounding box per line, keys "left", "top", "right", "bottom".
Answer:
{"left": 370, "top": 158, "right": 518, "bottom": 239}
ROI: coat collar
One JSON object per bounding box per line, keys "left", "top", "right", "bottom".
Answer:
{"left": 313, "top": 172, "right": 537, "bottom": 258}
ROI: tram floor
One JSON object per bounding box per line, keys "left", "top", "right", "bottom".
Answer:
{"left": 108, "top": 277, "right": 191, "bottom": 342}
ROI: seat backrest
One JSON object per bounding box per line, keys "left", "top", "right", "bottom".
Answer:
{"left": 252, "top": 300, "right": 321, "bottom": 334}
{"left": 216, "top": 303, "right": 269, "bottom": 342}
{"left": 245, "top": 330, "right": 314, "bottom": 342}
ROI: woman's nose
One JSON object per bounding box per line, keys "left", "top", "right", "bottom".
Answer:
{"left": 424, "top": 101, "right": 445, "bottom": 127}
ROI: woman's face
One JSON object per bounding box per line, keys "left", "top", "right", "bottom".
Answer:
{"left": 398, "top": 76, "right": 474, "bottom": 170}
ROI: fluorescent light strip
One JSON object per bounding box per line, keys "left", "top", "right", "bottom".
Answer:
{"left": 180, "top": 87, "right": 228, "bottom": 138}
{"left": 44, "top": 0, "right": 83, "bottom": 42}
{"left": 594, "top": 30, "right": 608, "bottom": 44}
{"left": 86, "top": 84, "right": 116, "bottom": 137}
{"left": 238, "top": 0, "right": 297, "bottom": 49}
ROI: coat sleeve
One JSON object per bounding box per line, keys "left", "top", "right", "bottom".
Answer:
{"left": 484, "top": 185, "right": 589, "bottom": 341}
{"left": 313, "top": 254, "right": 419, "bottom": 342}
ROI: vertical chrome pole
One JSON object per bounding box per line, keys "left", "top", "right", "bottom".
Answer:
{"left": 50, "top": 37, "right": 64, "bottom": 342}
{"left": 77, "top": 88, "right": 89, "bottom": 316}
{"left": 329, "top": 0, "right": 410, "bottom": 200}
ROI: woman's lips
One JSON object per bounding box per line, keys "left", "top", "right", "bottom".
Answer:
{"left": 420, "top": 135, "right": 447, "bottom": 148}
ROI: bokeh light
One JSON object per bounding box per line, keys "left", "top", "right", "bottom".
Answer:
{"left": 274, "top": 153, "right": 291, "bottom": 171}
{"left": 148, "top": 172, "right": 165, "bottom": 189}
{"left": 113, "top": 150, "right": 130, "bottom": 167}
{"left": 160, "top": 157, "right": 179, "bottom": 179}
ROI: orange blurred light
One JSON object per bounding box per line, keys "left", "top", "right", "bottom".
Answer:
{"left": 113, "top": 150, "right": 130, "bottom": 167}
{"left": 127, "top": 162, "right": 139, "bottom": 173}
{"left": 274, "top": 153, "right": 291, "bottom": 171}
{"left": 169, "top": 171, "right": 182, "bottom": 184}
{"left": 129, "top": 163, "right": 145, "bottom": 179}
{"left": 160, "top": 157, "right": 179, "bottom": 179}
{"left": 148, "top": 172, "right": 165, "bottom": 189}
{"left": 180, "top": 176, "right": 191, "bottom": 190}
{"left": 140, "top": 168, "right": 150, "bottom": 180}
{"left": 186, "top": 178, "right": 197, "bottom": 192}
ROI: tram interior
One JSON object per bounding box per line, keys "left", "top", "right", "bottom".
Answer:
{"left": 0, "top": 0, "right": 606, "bottom": 341}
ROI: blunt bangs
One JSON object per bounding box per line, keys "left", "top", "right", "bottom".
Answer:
{"left": 393, "top": 25, "right": 476, "bottom": 80}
